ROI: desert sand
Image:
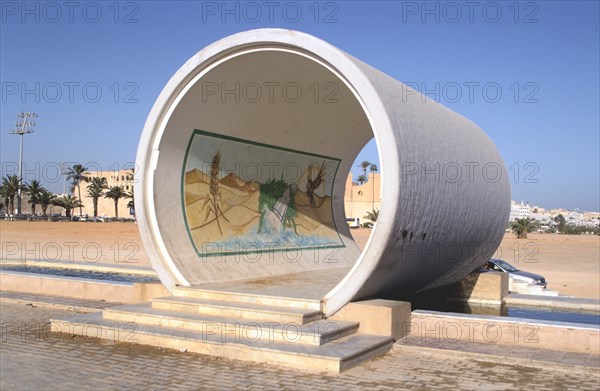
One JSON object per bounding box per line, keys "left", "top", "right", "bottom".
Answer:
{"left": 1, "top": 221, "right": 598, "bottom": 299}
{"left": 352, "top": 229, "right": 599, "bottom": 300}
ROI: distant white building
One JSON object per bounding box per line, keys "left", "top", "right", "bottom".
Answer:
{"left": 508, "top": 200, "right": 599, "bottom": 229}
{"left": 509, "top": 201, "right": 532, "bottom": 221}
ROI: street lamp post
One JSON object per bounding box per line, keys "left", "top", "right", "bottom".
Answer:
{"left": 60, "top": 162, "right": 69, "bottom": 194}
{"left": 10, "top": 112, "right": 37, "bottom": 215}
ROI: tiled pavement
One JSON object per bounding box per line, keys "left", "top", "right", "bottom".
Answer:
{"left": 399, "top": 336, "right": 600, "bottom": 369}
{"left": 1, "top": 300, "right": 599, "bottom": 390}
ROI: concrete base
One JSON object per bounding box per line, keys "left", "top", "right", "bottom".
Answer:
{"left": 0, "top": 271, "right": 168, "bottom": 304}
{"left": 331, "top": 299, "right": 411, "bottom": 341}
{"left": 444, "top": 271, "right": 508, "bottom": 306}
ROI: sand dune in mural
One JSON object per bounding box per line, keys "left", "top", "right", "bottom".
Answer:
{"left": 184, "top": 168, "right": 339, "bottom": 247}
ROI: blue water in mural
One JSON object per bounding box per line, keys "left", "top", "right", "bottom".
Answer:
{"left": 197, "top": 225, "right": 343, "bottom": 257}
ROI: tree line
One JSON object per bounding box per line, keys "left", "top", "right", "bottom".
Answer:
{"left": 509, "top": 215, "right": 600, "bottom": 238}
{"left": 0, "top": 164, "right": 134, "bottom": 219}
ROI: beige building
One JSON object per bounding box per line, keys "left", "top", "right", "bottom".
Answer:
{"left": 549, "top": 208, "right": 570, "bottom": 216}
{"left": 77, "top": 170, "right": 135, "bottom": 218}
{"left": 344, "top": 172, "right": 381, "bottom": 222}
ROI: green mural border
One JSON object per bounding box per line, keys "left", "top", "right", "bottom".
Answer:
{"left": 180, "top": 129, "right": 346, "bottom": 258}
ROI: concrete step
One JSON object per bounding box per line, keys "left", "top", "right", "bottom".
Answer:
{"left": 103, "top": 303, "right": 358, "bottom": 345}
{"left": 51, "top": 313, "right": 393, "bottom": 373}
{"left": 173, "top": 287, "right": 321, "bottom": 311}
{"left": 152, "top": 296, "right": 322, "bottom": 324}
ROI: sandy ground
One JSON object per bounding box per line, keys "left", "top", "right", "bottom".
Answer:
{"left": 350, "top": 229, "right": 600, "bottom": 300}
{"left": 0, "top": 221, "right": 150, "bottom": 267}
{"left": 496, "top": 233, "right": 600, "bottom": 299}
{"left": 1, "top": 221, "right": 598, "bottom": 299}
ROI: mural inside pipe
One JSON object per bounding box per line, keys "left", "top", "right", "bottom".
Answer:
{"left": 182, "top": 130, "right": 345, "bottom": 257}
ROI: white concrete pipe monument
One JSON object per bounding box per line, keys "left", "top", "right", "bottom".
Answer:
{"left": 135, "top": 29, "right": 510, "bottom": 316}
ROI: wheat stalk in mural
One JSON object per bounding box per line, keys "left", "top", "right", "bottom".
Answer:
{"left": 203, "top": 152, "right": 229, "bottom": 234}
{"left": 306, "top": 162, "right": 326, "bottom": 208}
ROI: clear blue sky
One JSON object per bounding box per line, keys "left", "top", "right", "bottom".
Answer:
{"left": 1, "top": 1, "right": 598, "bottom": 211}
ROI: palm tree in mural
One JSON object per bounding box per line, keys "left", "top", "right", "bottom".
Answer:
{"left": 67, "top": 164, "right": 89, "bottom": 216}
{"left": 204, "top": 152, "right": 230, "bottom": 234}
{"left": 86, "top": 177, "right": 108, "bottom": 217}
{"left": 25, "top": 179, "right": 45, "bottom": 215}
{"left": 104, "top": 186, "right": 127, "bottom": 218}
{"left": 306, "top": 162, "right": 326, "bottom": 208}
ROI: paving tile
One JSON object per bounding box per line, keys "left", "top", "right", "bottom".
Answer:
{"left": 1, "top": 300, "right": 599, "bottom": 390}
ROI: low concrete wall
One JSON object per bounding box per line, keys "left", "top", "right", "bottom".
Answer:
{"left": 408, "top": 310, "right": 599, "bottom": 355}
{"left": 0, "top": 271, "right": 168, "bottom": 303}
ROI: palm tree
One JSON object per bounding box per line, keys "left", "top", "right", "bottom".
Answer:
{"left": 0, "top": 185, "right": 8, "bottom": 213}
{"left": 104, "top": 186, "right": 126, "bottom": 218}
{"left": 86, "top": 177, "right": 108, "bottom": 217}
{"left": 357, "top": 174, "right": 367, "bottom": 185}
{"left": 67, "top": 164, "right": 89, "bottom": 216}
{"left": 553, "top": 214, "right": 566, "bottom": 233}
{"left": 125, "top": 166, "right": 136, "bottom": 218}
{"left": 25, "top": 179, "right": 45, "bottom": 215}
{"left": 364, "top": 208, "right": 379, "bottom": 222}
{"left": 125, "top": 190, "right": 135, "bottom": 217}
{"left": 357, "top": 161, "right": 371, "bottom": 180}
{"left": 37, "top": 190, "right": 56, "bottom": 217}
{"left": 1, "top": 175, "right": 22, "bottom": 215}
{"left": 369, "top": 163, "right": 378, "bottom": 209}
{"left": 52, "top": 195, "right": 83, "bottom": 219}
{"left": 510, "top": 217, "right": 539, "bottom": 239}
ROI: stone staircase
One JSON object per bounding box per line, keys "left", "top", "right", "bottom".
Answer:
{"left": 50, "top": 287, "right": 394, "bottom": 373}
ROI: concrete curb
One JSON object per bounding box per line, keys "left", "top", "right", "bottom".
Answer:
{"left": 0, "top": 295, "right": 107, "bottom": 313}
{"left": 0, "top": 271, "right": 168, "bottom": 303}
{"left": 1, "top": 259, "right": 157, "bottom": 276}
{"left": 505, "top": 294, "right": 600, "bottom": 312}
{"left": 396, "top": 344, "right": 600, "bottom": 376}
